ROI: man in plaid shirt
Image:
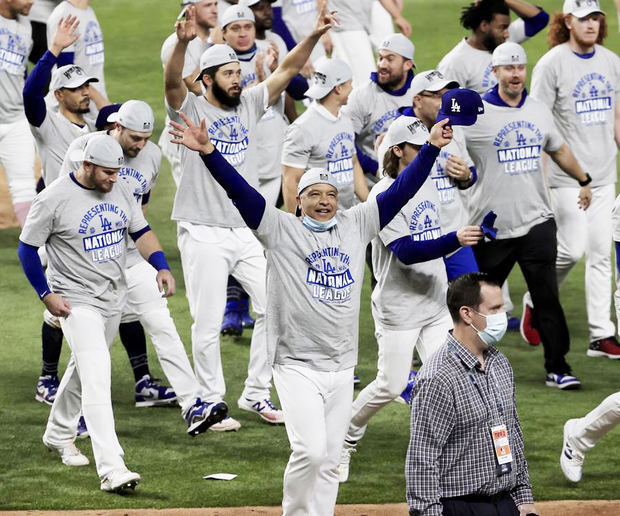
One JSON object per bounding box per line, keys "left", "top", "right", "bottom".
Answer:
{"left": 406, "top": 273, "right": 538, "bottom": 516}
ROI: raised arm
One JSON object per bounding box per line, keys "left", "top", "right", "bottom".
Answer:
{"left": 164, "top": 6, "right": 198, "bottom": 110}
{"left": 169, "top": 112, "right": 266, "bottom": 229}
{"left": 264, "top": 0, "right": 337, "bottom": 106}
{"left": 506, "top": 0, "right": 549, "bottom": 42}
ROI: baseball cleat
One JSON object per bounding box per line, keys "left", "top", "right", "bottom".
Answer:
{"left": 44, "top": 440, "right": 89, "bottom": 467}
{"left": 100, "top": 468, "right": 141, "bottom": 493}
{"left": 76, "top": 415, "right": 89, "bottom": 439}
{"left": 35, "top": 374, "right": 59, "bottom": 405}
{"left": 209, "top": 416, "right": 242, "bottom": 432}
{"left": 520, "top": 292, "right": 541, "bottom": 346}
{"left": 184, "top": 398, "right": 228, "bottom": 436}
{"left": 353, "top": 374, "right": 361, "bottom": 385}
{"left": 337, "top": 443, "right": 357, "bottom": 483}
{"left": 560, "top": 419, "right": 584, "bottom": 482}
{"left": 587, "top": 336, "right": 620, "bottom": 359}
{"left": 221, "top": 301, "right": 243, "bottom": 337}
{"left": 545, "top": 373, "right": 581, "bottom": 390}
{"left": 238, "top": 397, "right": 284, "bottom": 424}
{"left": 395, "top": 370, "right": 417, "bottom": 405}
{"left": 239, "top": 298, "right": 255, "bottom": 329}
{"left": 506, "top": 314, "right": 521, "bottom": 332}
{"left": 135, "top": 375, "right": 177, "bottom": 407}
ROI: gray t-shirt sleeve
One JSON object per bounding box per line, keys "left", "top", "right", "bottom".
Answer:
{"left": 530, "top": 58, "right": 557, "bottom": 110}
{"left": 344, "top": 196, "right": 381, "bottom": 243}
{"left": 340, "top": 88, "right": 366, "bottom": 135}
{"left": 543, "top": 110, "right": 564, "bottom": 153}
{"left": 20, "top": 194, "right": 54, "bottom": 247}
{"left": 254, "top": 204, "right": 289, "bottom": 249}
{"left": 282, "top": 122, "right": 312, "bottom": 169}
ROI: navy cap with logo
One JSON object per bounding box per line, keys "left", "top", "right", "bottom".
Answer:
{"left": 436, "top": 88, "right": 484, "bottom": 126}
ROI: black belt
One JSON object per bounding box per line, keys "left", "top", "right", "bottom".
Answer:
{"left": 441, "top": 491, "right": 508, "bottom": 504}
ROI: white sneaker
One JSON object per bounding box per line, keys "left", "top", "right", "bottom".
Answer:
{"left": 100, "top": 468, "right": 141, "bottom": 493}
{"left": 337, "top": 444, "right": 356, "bottom": 483}
{"left": 237, "top": 397, "right": 284, "bottom": 424}
{"left": 560, "top": 418, "right": 585, "bottom": 482}
{"left": 44, "top": 440, "right": 89, "bottom": 467}
{"left": 209, "top": 416, "right": 241, "bottom": 432}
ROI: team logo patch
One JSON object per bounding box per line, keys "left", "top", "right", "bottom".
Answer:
{"left": 493, "top": 120, "right": 543, "bottom": 175}
{"left": 304, "top": 247, "right": 354, "bottom": 304}
{"left": 326, "top": 132, "right": 354, "bottom": 186}
{"left": 572, "top": 72, "right": 613, "bottom": 126}
{"left": 0, "top": 29, "right": 27, "bottom": 76}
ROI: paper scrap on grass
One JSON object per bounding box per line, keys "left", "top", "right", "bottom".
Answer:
{"left": 203, "top": 473, "right": 237, "bottom": 481}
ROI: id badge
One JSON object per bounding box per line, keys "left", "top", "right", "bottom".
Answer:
{"left": 491, "top": 424, "right": 513, "bottom": 475}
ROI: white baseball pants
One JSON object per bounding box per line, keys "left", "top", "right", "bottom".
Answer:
{"left": 121, "top": 260, "right": 208, "bottom": 415}
{"left": 346, "top": 312, "right": 452, "bottom": 443}
{"left": 569, "top": 392, "right": 620, "bottom": 452}
{"left": 551, "top": 184, "right": 616, "bottom": 341}
{"left": 273, "top": 364, "right": 354, "bottom": 516}
{"left": 178, "top": 223, "right": 271, "bottom": 402}
{"left": 330, "top": 30, "right": 376, "bottom": 87}
{"left": 0, "top": 117, "right": 36, "bottom": 226}
{"left": 43, "top": 306, "right": 126, "bottom": 479}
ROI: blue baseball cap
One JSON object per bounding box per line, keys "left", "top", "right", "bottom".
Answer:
{"left": 436, "top": 88, "right": 484, "bottom": 126}
{"left": 95, "top": 103, "right": 121, "bottom": 130}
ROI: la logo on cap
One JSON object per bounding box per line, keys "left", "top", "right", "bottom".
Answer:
{"left": 451, "top": 98, "right": 461, "bottom": 113}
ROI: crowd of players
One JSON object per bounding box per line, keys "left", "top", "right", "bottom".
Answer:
{"left": 3, "top": 0, "right": 620, "bottom": 513}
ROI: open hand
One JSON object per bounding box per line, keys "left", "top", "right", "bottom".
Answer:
{"left": 314, "top": 0, "right": 339, "bottom": 37}
{"left": 175, "top": 5, "right": 197, "bottom": 43}
{"left": 51, "top": 16, "right": 80, "bottom": 55}
{"left": 169, "top": 111, "right": 214, "bottom": 154}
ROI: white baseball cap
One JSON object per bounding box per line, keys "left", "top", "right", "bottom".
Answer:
{"left": 194, "top": 44, "right": 239, "bottom": 82}
{"left": 50, "top": 64, "right": 98, "bottom": 91}
{"left": 383, "top": 116, "right": 430, "bottom": 148}
{"left": 221, "top": 4, "right": 255, "bottom": 28}
{"left": 297, "top": 168, "right": 338, "bottom": 195}
{"left": 82, "top": 134, "right": 124, "bottom": 168}
{"left": 563, "top": 0, "right": 604, "bottom": 18}
{"left": 491, "top": 42, "right": 527, "bottom": 67}
{"left": 378, "top": 34, "right": 415, "bottom": 63}
{"left": 410, "top": 69, "right": 460, "bottom": 96}
{"left": 305, "top": 57, "right": 352, "bottom": 100}
{"left": 241, "top": 0, "right": 277, "bottom": 6}
{"left": 107, "top": 100, "right": 155, "bottom": 133}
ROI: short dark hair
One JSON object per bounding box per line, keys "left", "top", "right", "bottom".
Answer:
{"left": 446, "top": 272, "right": 501, "bottom": 322}
{"left": 460, "top": 0, "right": 509, "bottom": 30}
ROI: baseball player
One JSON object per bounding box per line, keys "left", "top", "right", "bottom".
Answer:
{"left": 160, "top": 0, "right": 218, "bottom": 187}
{"left": 28, "top": 0, "right": 62, "bottom": 63}
{"left": 341, "top": 33, "right": 415, "bottom": 178}
{"left": 527, "top": 0, "right": 620, "bottom": 357}
{"left": 59, "top": 100, "right": 226, "bottom": 434}
{"left": 281, "top": 57, "right": 369, "bottom": 214}
{"left": 164, "top": 2, "right": 335, "bottom": 431}
{"left": 438, "top": 0, "right": 549, "bottom": 94}
{"left": 168, "top": 106, "right": 453, "bottom": 516}
{"left": 339, "top": 115, "right": 484, "bottom": 483}
{"left": 280, "top": 0, "right": 330, "bottom": 64}
{"left": 464, "top": 42, "right": 592, "bottom": 390}
{"left": 46, "top": 0, "right": 108, "bottom": 103}
{"left": 0, "top": 0, "right": 37, "bottom": 227}
{"left": 18, "top": 135, "right": 225, "bottom": 493}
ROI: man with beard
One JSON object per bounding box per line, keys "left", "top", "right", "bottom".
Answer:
{"left": 342, "top": 33, "right": 416, "bottom": 177}
{"left": 527, "top": 0, "right": 620, "bottom": 358}
{"left": 164, "top": 1, "right": 337, "bottom": 432}
{"left": 438, "top": 0, "right": 549, "bottom": 94}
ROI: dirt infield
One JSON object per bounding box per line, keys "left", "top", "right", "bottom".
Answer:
{"left": 3, "top": 500, "right": 620, "bottom": 516}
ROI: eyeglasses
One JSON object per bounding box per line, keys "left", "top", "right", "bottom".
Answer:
{"left": 417, "top": 91, "right": 443, "bottom": 99}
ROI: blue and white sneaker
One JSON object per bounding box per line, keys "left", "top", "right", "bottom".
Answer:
{"left": 221, "top": 301, "right": 243, "bottom": 337}
{"left": 184, "top": 398, "right": 228, "bottom": 436}
{"left": 353, "top": 374, "right": 361, "bottom": 385}
{"left": 77, "top": 415, "right": 89, "bottom": 439}
{"left": 561, "top": 418, "right": 584, "bottom": 482}
{"left": 238, "top": 397, "right": 284, "bottom": 424}
{"left": 135, "top": 375, "right": 177, "bottom": 407}
{"left": 395, "top": 370, "right": 417, "bottom": 405}
{"left": 545, "top": 373, "right": 581, "bottom": 390}
{"left": 35, "top": 374, "right": 59, "bottom": 405}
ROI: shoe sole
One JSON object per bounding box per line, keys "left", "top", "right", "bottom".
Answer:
{"left": 586, "top": 350, "right": 620, "bottom": 360}
{"left": 45, "top": 446, "right": 90, "bottom": 467}
{"left": 35, "top": 394, "right": 54, "bottom": 406}
{"left": 545, "top": 380, "right": 581, "bottom": 390}
{"left": 102, "top": 478, "right": 140, "bottom": 493}
{"left": 220, "top": 327, "right": 243, "bottom": 337}
{"left": 135, "top": 397, "right": 178, "bottom": 408}
{"left": 188, "top": 402, "right": 229, "bottom": 436}
{"left": 237, "top": 401, "right": 284, "bottom": 425}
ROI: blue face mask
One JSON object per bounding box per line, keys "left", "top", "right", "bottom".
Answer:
{"left": 471, "top": 310, "right": 508, "bottom": 346}
{"left": 302, "top": 215, "right": 337, "bottom": 232}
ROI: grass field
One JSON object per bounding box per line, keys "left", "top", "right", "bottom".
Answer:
{"left": 1, "top": 0, "right": 620, "bottom": 511}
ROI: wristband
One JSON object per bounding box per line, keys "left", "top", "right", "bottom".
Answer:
{"left": 148, "top": 250, "right": 170, "bottom": 271}
{"left": 39, "top": 289, "right": 51, "bottom": 300}
{"left": 425, "top": 140, "right": 440, "bottom": 151}
{"left": 578, "top": 173, "right": 592, "bottom": 187}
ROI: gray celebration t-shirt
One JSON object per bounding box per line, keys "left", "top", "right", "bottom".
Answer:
{"left": 0, "top": 13, "right": 32, "bottom": 124}
{"left": 282, "top": 102, "right": 357, "bottom": 209}
{"left": 20, "top": 174, "right": 148, "bottom": 316}
{"left": 59, "top": 132, "right": 162, "bottom": 268}
{"left": 531, "top": 43, "right": 620, "bottom": 188}
{"left": 166, "top": 84, "right": 268, "bottom": 227}
{"left": 464, "top": 95, "right": 563, "bottom": 239}
{"left": 369, "top": 176, "right": 449, "bottom": 330}
{"left": 254, "top": 200, "right": 380, "bottom": 371}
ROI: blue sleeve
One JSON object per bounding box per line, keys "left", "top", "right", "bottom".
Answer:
{"left": 286, "top": 74, "right": 309, "bottom": 100}
{"left": 141, "top": 191, "right": 151, "bottom": 205}
{"left": 457, "top": 166, "right": 477, "bottom": 190}
{"left": 130, "top": 225, "right": 151, "bottom": 242}
{"left": 17, "top": 241, "right": 51, "bottom": 299}
{"left": 272, "top": 6, "right": 297, "bottom": 51}
{"left": 356, "top": 143, "right": 378, "bottom": 176}
{"left": 388, "top": 232, "right": 460, "bottom": 265}
{"left": 615, "top": 241, "right": 620, "bottom": 274}
{"left": 376, "top": 143, "right": 440, "bottom": 230}
{"left": 56, "top": 51, "right": 75, "bottom": 67}
{"left": 200, "top": 149, "right": 266, "bottom": 230}
{"left": 23, "top": 50, "right": 57, "bottom": 127}
{"left": 523, "top": 8, "right": 549, "bottom": 37}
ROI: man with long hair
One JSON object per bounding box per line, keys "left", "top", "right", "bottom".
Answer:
{"left": 529, "top": 0, "right": 620, "bottom": 359}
